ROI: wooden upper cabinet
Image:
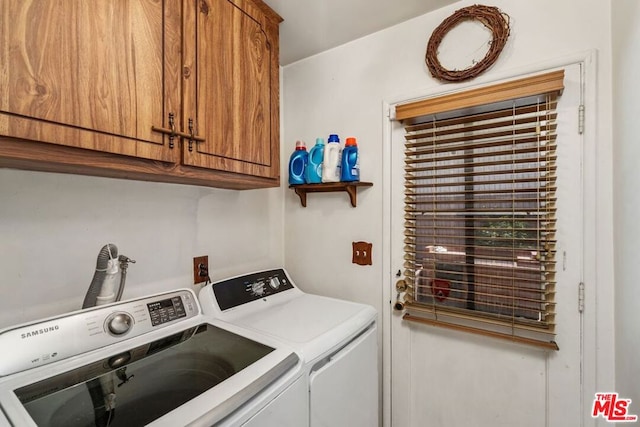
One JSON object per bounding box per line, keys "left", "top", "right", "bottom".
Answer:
{"left": 183, "top": 0, "right": 282, "bottom": 179}
{"left": 0, "top": 0, "right": 181, "bottom": 162}
{"left": 0, "top": 0, "right": 282, "bottom": 189}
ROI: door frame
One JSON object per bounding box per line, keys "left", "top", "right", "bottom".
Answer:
{"left": 381, "top": 50, "right": 608, "bottom": 427}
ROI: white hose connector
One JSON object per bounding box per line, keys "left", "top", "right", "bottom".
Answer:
{"left": 95, "top": 258, "right": 120, "bottom": 306}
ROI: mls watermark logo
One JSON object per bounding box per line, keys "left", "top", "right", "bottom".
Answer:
{"left": 592, "top": 393, "right": 638, "bottom": 422}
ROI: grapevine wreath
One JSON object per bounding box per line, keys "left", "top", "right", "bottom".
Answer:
{"left": 425, "top": 5, "right": 510, "bottom": 82}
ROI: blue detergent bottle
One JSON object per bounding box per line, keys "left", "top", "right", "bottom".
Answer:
{"left": 305, "top": 138, "right": 325, "bottom": 183}
{"left": 340, "top": 137, "right": 359, "bottom": 182}
{"left": 288, "top": 140, "right": 308, "bottom": 185}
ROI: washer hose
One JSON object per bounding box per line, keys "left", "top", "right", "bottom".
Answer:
{"left": 82, "top": 244, "right": 118, "bottom": 309}
{"left": 82, "top": 244, "right": 135, "bottom": 426}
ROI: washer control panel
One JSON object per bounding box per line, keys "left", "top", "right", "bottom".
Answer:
{"left": 213, "top": 269, "right": 294, "bottom": 311}
{"left": 0, "top": 289, "right": 199, "bottom": 377}
{"left": 147, "top": 296, "right": 188, "bottom": 327}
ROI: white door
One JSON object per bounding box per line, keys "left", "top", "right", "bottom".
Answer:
{"left": 389, "top": 64, "right": 587, "bottom": 427}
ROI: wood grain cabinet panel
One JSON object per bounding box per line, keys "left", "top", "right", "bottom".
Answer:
{"left": 0, "top": 0, "right": 282, "bottom": 189}
{"left": 0, "top": 0, "right": 181, "bottom": 162}
{"left": 183, "top": 0, "right": 281, "bottom": 179}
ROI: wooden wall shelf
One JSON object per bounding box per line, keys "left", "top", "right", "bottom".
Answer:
{"left": 289, "top": 182, "right": 373, "bottom": 207}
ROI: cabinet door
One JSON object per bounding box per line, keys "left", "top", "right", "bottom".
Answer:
{"left": 183, "top": 0, "right": 280, "bottom": 179}
{"left": 0, "top": 1, "right": 181, "bottom": 162}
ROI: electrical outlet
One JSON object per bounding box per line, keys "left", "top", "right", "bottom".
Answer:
{"left": 193, "top": 255, "right": 209, "bottom": 284}
{"left": 352, "top": 241, "right": 372, "bottom": 266}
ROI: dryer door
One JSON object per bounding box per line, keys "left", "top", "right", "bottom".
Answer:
{"left": 309, "top": 324, "right": 378, "bottom": 427}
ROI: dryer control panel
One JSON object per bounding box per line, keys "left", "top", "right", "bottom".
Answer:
{"left": 213, "top": 269, "right": 295, "bottom": 311}
{"left": 0, "top": 289, "right": 199, "bottom": 377}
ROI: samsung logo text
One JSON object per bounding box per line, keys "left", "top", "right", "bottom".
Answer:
{"left": 21, "top": 325, "right": 60, "bottom": 339}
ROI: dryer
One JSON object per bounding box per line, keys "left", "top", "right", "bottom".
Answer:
{"left": 198, "top": 268, "right": 379, "bottom": 427}
{"left": 0, "top": 289, "right": 305, "bottom": 427}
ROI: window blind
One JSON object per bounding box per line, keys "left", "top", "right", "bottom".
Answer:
{"left": 396, "top": 71, "right": 564, "bottom": 350}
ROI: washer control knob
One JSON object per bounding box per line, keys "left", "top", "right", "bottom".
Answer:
{"left": 107, "top": 312, "right": 133, "bottom": 336}
{"left": 268, "top": 277, "right": 280, "bottom": 290}
{"left": 251, "top": 282, "right": 265, "bottom": 297}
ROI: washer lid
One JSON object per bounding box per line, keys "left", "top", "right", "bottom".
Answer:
{"left": 0, "top": 316, "right": 301, "bottom": 427}
{"left": 230, "top": 294, "right": 377, "bottom": 363}
{"left": 7, "top": 323, "right": 297, "bottom": 427}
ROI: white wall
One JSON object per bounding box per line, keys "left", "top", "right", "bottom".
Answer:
{"left": 282, "top": 0, "right": 616, "bottom": 423}
{"left": 0, "top": 169, "right": 284, "bottom": 329}
{"left": 612, "top": 0, "right": 640, "bottom": 410}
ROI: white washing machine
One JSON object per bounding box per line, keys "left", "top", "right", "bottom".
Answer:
{"left": 198, "top": 268, "right": 379, "bottom": 427}
{"left": 0, "top": 289, "right": 306, "bottom": 427}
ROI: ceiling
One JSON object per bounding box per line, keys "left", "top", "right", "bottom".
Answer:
{"left": 264, "top": 0, "right": 461, "bottom": 66}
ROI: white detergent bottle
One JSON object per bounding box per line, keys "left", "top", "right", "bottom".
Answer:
{"left": 322, "top": 134, "right": 342, "bottom": 182}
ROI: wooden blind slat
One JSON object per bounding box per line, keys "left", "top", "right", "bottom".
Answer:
{"left": 406, "top": 127, "right": 557, "bottom": 150}
{"left": 405, "top": 155, "right": 557, "bottom": 170}
{"left": 404, "top": 166, "right": 557, "bottom": 181}
{"left": 404, "top": 102, "right": 558, "bottom": 133}
{"left": 405, "top": 217, "right": 556, "bottom": 225}
{"left": 403, "top": 303, "right": 556, "bottom": 332}
{"left": 402, "top": 314, "right": 559, "bottom": 351}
